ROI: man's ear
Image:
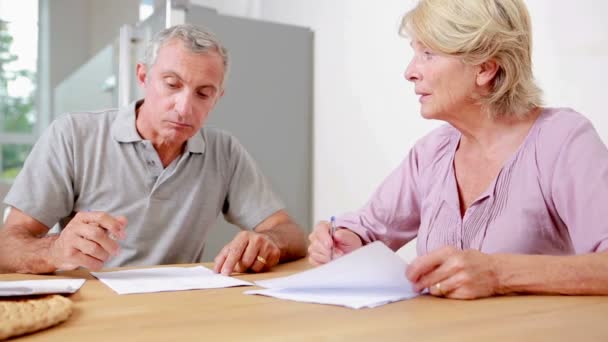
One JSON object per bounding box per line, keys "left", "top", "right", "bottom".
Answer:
{"left": 476, "top": 59, "right": 499, "bottom": 87}
{"left": 136, "top": 63, "right": 148, "bottom": 87}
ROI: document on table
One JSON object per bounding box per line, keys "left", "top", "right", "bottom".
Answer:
{"left": 92, "top": 266, "right": 252, "bottom": 295}
{"left": 0, "top": 279, "right": 86, "bottom": 297}
{"left": 245, "top": 241, "right": 419, "bottom": 309}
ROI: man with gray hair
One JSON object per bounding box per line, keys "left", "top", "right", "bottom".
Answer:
{"left": 0, "top": 24, "right": 307, "bottom": 275}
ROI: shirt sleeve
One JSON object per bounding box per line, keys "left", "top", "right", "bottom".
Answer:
{"left": 3, "top": 116, "right": 75, "bottom": 228}
{"left": 551, "top": 118, "right": 608, "bottom": 253}
{"left": 221, "top": 135, "right": 285, "bottom": 230}
{"left": 335, "top": 147, "right": 423, "bottom": 251}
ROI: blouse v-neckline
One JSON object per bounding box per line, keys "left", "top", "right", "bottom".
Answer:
{"left": 444, "top": 109, "right": 547, "bottom": 219}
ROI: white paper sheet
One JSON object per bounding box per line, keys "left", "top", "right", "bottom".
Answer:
{"left": 92, "top": 266, "right": 252, "bottom": 295}
{"left": 245, "top": 241, "right": 419, "bottom": 309}
{"left": 0, "top": 279, "right": 86, "bottom": 297}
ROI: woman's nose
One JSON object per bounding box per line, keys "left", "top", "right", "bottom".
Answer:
{"left": 404, "top": 59, "right": 420, "bottom": 82}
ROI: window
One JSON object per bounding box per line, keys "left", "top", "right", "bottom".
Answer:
{"left": 140, "top": 0, "right": 155, "bottom": 21}
{"left": 0, "top": 0, "right": 38, "bottom": 181}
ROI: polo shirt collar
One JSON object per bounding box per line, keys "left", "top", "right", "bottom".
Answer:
{"left": 111, "top": 99, "right": 206, "bottom": 154}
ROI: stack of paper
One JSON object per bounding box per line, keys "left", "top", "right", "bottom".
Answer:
{"left": 245, "top": 241, "right": 419, "bottom": 309}
{"left": 92, "top": 266, "right": 252, "bottom": 295}
{"left": 0, "top": 279, "right": 86, "bottom": 296}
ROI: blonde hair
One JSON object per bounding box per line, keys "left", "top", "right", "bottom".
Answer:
{"left": 401, "top": 0, "right": 543, "bottom": 118}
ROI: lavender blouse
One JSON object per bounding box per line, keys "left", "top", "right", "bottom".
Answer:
{"left": 336, "top": 108, "right": 608, "bottom": 256}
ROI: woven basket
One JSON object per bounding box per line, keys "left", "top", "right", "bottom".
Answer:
{"left": 0, "top": 295, "right": 73, "bottom": 340}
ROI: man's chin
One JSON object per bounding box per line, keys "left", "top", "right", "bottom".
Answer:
{"left": 159, "top": 130, "right": 193, "bottom": 145}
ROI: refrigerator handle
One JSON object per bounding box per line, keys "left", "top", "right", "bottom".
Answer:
{"left": 165, "top": 0, "right": 189, "bottom": 27}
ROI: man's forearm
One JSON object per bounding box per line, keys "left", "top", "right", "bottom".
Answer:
{"left": 494, "top": 252, "right": 608, "bottom": 295}
{"left": 260, "top": 223, "right": 307, "bottom": 262}
{"left": 0, "top": 226, "right": 58, "bottom": 274}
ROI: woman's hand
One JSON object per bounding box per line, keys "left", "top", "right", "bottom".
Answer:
{"left": 307, "top": 221, "right": 363, "bottom": 266}
{"left": 406, "top": 246, "right": 501, "bottom": 299}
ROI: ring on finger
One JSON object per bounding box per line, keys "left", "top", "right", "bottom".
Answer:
{"left": 433, "top": 282, "right": 446, "bottom": 296}
{"left": 256, "top": 255, "right": 267, "bottom": 265}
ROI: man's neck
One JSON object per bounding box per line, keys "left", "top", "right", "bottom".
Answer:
{"left": 152, "top": 141, "right": 185, "bottom": 168}
{"left": 135, "top": 103, "right": 186, "bottom": 168}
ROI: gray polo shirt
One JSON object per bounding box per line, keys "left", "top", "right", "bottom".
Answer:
{"left": 4, "top": 100, "right": 284, "bottom": 267}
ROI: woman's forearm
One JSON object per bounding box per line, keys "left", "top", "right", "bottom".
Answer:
{"left": 494, "top": 252, "right": 608, "bottom": 295}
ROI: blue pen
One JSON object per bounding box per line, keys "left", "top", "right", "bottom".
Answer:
{"left": 330, "top": 216, "right": 337, "bottom": 260}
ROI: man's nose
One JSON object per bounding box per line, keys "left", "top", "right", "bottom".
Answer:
{"left": 175, "top": 92, "right": 194, "bottom": 118}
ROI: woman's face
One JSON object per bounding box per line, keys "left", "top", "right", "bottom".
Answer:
{"left": 405, "top": 40, "right": 480, "bottom": 121}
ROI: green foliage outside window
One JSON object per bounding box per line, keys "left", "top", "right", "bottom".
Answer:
{"left": 0, "top": 19, "right": 36, "bottom": 179}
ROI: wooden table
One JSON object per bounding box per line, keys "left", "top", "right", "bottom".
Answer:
{"left": 2, "top": 259, "right": 608, "bottom": 341}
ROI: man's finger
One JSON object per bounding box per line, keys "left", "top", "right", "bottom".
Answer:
{"left": 250, "top": 255, "right": 266, "bottom": 273}
{"left": 76, "top": 212, "right": 127, "bottom": 239}
{"left": 73, "top": 236, "right": 111, "bottom": 262}
{"left": 240, "top": 238, "right": 262, "bottom": 271}
{"left": 213, "top": 246, "right": 230, "bottom": 273}
{"left": 66, "top": 248, "right": 104, "bottom": 271}
{"left": 74, "top": 223, "right": 120, "bottom": 256}
{"left": 249, "top": 239, "right": 279, "bottom": 273}
{"left": 221, "top": 237, "right": 248, "bottom": 275}
{"left": 234, "top": 261, "right": 247, "bottom": 273}
{"left": 265, "top": 245, "right": 280, "bottom": 268}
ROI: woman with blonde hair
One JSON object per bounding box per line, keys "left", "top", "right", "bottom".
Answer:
{"left": 308, "top": 0, "right": 608, "bottom": 299}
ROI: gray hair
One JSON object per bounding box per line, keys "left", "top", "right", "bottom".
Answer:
{"left": 143, "top": 24, "right": 230, "bottom": 77}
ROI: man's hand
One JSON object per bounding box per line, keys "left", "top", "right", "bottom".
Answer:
{"left": 213, "top": 231, "right": 281, "bottom": 275}
{"left": 406, "top": 246, "right": 501, "bottom": 299}
{"left": 49, "top": 211, "right": 127, "bottom": 271}
{"left": 307, "top": 221, "right": 363, "bottom": 266}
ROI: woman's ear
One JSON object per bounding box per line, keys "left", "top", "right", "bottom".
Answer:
{"left": 476, "top": 59, "right": 499, "bottom": 87}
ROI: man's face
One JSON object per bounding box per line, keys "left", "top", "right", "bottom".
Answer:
{"left": 136, "top": 39, "right": 225, "bottom": 146}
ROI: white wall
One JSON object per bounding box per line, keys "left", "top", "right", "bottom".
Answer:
{"left": 88, "top": 0, "right": 140, "bottom": 56}
{"left": 259, "top": 0, "right": 440, "bottom": 226}
{"left": 529, "top": 0, "right": 608, "bottom": 130}
{"left": 39, "top": 0, "right": 139, "bottom": 122}
{"left": 193, "top": 0, "right": 608, "bottom": 231}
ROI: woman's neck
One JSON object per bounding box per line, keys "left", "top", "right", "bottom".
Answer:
{"left": 449, "top": 107, "right": 541, "bottom": 157}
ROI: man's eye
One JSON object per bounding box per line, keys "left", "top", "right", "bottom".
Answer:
{"left": 164, "top": 78, "right": 179, "bottom": 88}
